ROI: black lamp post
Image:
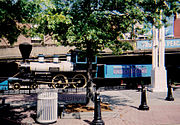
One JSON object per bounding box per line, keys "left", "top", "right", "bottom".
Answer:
{"left": 91, "top": 92, "right": 104, "bottom": 125}
{"left": 139, "top": 85, "right": 149, "bottom": 110}
{"left": 165, "top": 83, "right": 174, "bottom": 101}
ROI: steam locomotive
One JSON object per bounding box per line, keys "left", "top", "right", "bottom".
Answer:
{"left": 0, "top": 43, "right": 152, "bottom": 90}
{"left": 8, "top": 52, "right": 97, "bottom": 90}
{"left": 1, "top": 42, "right": 97, "bottom": 90}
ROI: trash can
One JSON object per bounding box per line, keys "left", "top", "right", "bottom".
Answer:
{"left": 36, "top": 89, "right": 58, "bottom": 124}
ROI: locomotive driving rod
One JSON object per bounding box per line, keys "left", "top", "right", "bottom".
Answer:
{"left": 37, "top": 81, "right": 81, "bottom": 89}
{"left": 37, "top": 81, "right": 76, "bottom": 85}
{"left": 12, "top": 72, "right": 20, "bottom": 77}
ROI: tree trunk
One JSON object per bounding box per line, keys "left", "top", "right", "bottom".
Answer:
{"left": 84, "top": 0, "right": 94, "bottom": 106}
{"left": 86, "top": 41, "right": 95, "bottom": 106}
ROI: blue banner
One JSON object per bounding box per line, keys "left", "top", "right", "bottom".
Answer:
{"left": 136, "top": 39, "right": 180, "bottom": 50}
{"left": 104, "top": 64, "right": 152, "bottom": 78}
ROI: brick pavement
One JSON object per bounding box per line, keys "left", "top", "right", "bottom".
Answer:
{"left": 51, "top": 90, "right": 180, "bottom": 125}
{"left": 2, "top": 89, "right": 180, "bottom": 125}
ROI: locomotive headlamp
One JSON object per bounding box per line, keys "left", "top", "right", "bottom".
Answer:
{"left": 66, "top": 54, "right": 71, "bottom": 62}
{"left": 38, "top": 54, "right": 44, "bottom": 63}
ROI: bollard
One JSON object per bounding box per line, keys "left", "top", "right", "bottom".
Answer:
{"left": 2, "top": 98, "right": 5, "bottom": 105}
{"left": 58, "top": 102, "right": 65, "bottom": 119}
{"left": 139, "top": 86, "right": 149, "bottom": 110}
{"left": 91, "top": 92, "right": 104, "bottom": 125}
{"left": 165, "top": 84, "right": 174, "bottom": 101}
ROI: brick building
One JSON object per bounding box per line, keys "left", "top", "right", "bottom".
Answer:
{"left": 174, "top": 14, "right": 180, "bottom": 38}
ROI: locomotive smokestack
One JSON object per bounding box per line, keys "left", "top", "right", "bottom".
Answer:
{"left": 19, "top": 42, "right": 32, "bottom": 62}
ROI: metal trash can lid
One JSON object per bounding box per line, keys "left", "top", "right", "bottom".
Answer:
{"left": 36, "top": 89, "right": 58, "bottom": 99}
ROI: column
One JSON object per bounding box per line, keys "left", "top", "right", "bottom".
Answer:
{"left": 152, "top": 26, "right": 159, "bottom": 69}
{"left": 151, "top": 24, "right": 167, "bottom": 92}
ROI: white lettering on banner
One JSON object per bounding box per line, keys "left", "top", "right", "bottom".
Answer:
{"left": 167, "top": 41, "right": 180, "bottom": 47}
{"left": 113, "top": 66, "right": 148, "bottom": 75}
{"left": 141, "top": 42, "right": 152, "bottom": 48}
{"left": 137, "top": 39, "right": 180, "bottom": 50}
{"left": 141, "top": 68, "right": 147, "bottom": 74}
{"left": 113, "top": 68, "right": 122, "bottom": 74}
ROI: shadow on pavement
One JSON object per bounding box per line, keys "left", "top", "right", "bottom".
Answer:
{"left": 83, "top": 120, "right": 92, "bottom": 125}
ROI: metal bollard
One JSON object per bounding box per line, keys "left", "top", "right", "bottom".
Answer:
{"left": 139, "top": 86, "right": 149, "bottom": 111}
{"left": 91, "top": 92, "right": 104, "bottom": 125}
{"left": 165, "top": 84, "right": 174, "bottom": 101}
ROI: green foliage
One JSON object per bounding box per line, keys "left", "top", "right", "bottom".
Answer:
{"left": 0, "top": 0, "right": 40, "bottom": 45}
{"left": 29, "top": 0, "right": 136, "bottom": 55}
{"left": 55, "top": 0, "right": 179, "bottom": 55}
{"left": 54, "top": 0, "right": 179, "bottom": 55}
{"left": 28, "top": 0, "right": 72, "bottom": 42}
{"left": 1, "top": 0, "right": 179, "bottom": 52}
{"left": 60, "top": 0, "right": 137, "bottom": 55}
{"left": 109, "top": 40, "right": 133, "bottom": 55}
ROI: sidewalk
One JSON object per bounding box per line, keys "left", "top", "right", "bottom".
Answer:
{"left": 2, "top": 89, "right": 180, "bottom": 125}
{"left": 98, "top": 90, "right": 180, "bottom": 125}
{"left": 47, "top": 89, "right": 180, "bottom": 125}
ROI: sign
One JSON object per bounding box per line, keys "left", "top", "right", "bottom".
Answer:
{"left": 104, "top": 64, "right": 152, "bottom": 78}
{"left": 136, "top": 39, "right": 180, "bottom": 50}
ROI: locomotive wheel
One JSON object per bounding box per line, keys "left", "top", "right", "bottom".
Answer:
{"left": 52, "top": 74, "right": 68, "bottom": 89}
{"left": 31, "top": 83, "right": 38, "bottom": 90}
{"left": 13, "top": 82, "right": 21, "bottom": 90}
{"left": 72, "top": 74, "right": 87, "bottom": 88}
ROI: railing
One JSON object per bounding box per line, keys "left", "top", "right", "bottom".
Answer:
{"left": 0, "top": 85, "right": 128, "bottom": 95}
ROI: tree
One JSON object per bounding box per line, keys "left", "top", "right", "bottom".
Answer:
{"left": 28, "top": 0, "right": 72, "bottom": 41}
{"left": 30, "top": 0, "right": 180, "bottom": 104}
{"left": 0, "top": 0, "right": 40, "bottom": 45}
{"left": 65, "top": 0, "right": 136, "bottom": 104}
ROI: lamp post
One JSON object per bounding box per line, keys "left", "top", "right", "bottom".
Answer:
{"left": 91, "top": 91, "right": 104, "bottom": 125}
